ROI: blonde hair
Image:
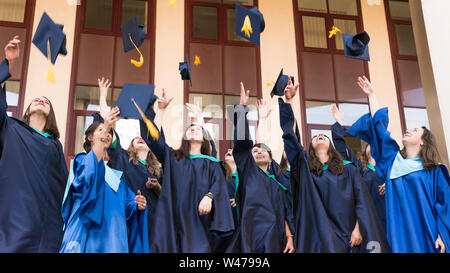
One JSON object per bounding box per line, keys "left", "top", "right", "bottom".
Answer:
{"left": 127, "top": 138, "right": 161, "bottom": 177}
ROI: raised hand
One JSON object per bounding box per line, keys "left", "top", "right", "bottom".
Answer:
{"left": 98, "top": 77, "right": 111, "bottom": 99}
{"left": 157, "top": 88, "right": 174, "bottom": 111}
{"left": 239, "top": 82, "right": 250, "bottom": 106}
{"left": 357, "top": 76, "right": 375, "bottom": 96}
{"left": 103, "top": 106, "right": 120, "bottom": 130}
{"left": 284, "top": 77, "right": 299, "bottom": 103}
{"left": 4, "top": 35, "right": 20, "bottom": 63}
{"left": 332, "top": 105, "right": 344, "bottom": 125}
{"left": 257, "top": 99, "right": 272, "bottom": 120}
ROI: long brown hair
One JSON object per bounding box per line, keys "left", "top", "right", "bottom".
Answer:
{"left": 308, "top": 136, "right": 345, "bottom": 177}
{"left": 277, "top": 151, "right": 289, "bottom": 175}
{"left": 400, "top": 126, "right": 441, "bottom": 170}
{"left": 128, "top": 138, "right": 161, "bottom": 177}
{"left": 22, "top": 96, "right": 60, "bottom": 139}
{"left": 358, "top": 144, "right": 370, "bottom": 171}
{"left": 82, "top": 121, "right": 113, "bottom": 153}
{"left": 174, "top": 124, "right": 212, "bottom": 160}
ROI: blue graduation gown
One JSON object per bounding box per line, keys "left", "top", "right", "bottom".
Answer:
{"left": 60, "top": 151, "right": 149, "bottom": 253}
{"left": 225, "top": 172, "right": 239, "bottom": 226}
{"left": 140, "top": 122, "right": 235, "bottom": 253}
{"left": 347, "top": 107, "right": 450, "bottom": 253}
{"left": 226, "top": 104, "right": 295, "bottom": 253}
{"left": 106, "top": 130, "right": 162, "bottom": 243}
{"left": 279, "top": 98, "right": 390, "bottom": 253}
{"left": 0, "top": 59, "right": 68, "bottom": 253}
{"left": 331, "top": 122, "right": 387, "bottom": 233}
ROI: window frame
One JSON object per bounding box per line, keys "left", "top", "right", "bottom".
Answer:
{"left": 65, "top": 0, "right": 156, "bottom": 163}
{"left": 185, "top": 0, "right": 262, "bottom": 160}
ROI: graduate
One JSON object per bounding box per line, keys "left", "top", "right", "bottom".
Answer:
{"left": 60, "top": 107, "right": 149, "bottom": 253}
{"left": 141, "top": 97, "right": 234, "bottom": 253}
{"left": 279, "top": 78, "right": 390, "bottom": 253}
{"left": 96, "top": 77, "right": 163, "bottom": 243}
{"left": 346, "top": 76, "right": 450, "bottom": 253}
{"left": 331, "top": 105, "right": 386, "bottom": 233}
{"left": 0, "top": 36, "right": 68, "bottom": 252}
{"left": 226, "top": 82, "right": 295, "bottom": 253}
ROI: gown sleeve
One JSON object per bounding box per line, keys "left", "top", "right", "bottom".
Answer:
{"left": 63, "top": 151, "right": 106, "bottom": 227}
{"left": 346, "top": 107, "right": 399, "bottom": 181}
{"left": 107, "top": 130, "right": 130, "bottom": 172}
{"left": 331, "top": 122, "right": 363, "bottom": 171}
{"left": 124, "top": 186, "right": 150, "bottom": 253}
{"left": 0, "top": 59, "right": 11, "bottom": 84}
{"left": 434, "top": 165, "right": 450, "bottom": 252}
{"left": 140, "top": 119, "right": 172, "bottom": 165}
{"left": 0, "top": 59, "right": 11, "bottom": 129}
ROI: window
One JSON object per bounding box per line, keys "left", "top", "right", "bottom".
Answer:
{"left": 186, "top": 0, "right": 262, "bottom": 159}
{"left": 66, "top": 0, "right": 156, "bottom": 159}
{"left": 0, "top": 0, "right": 34, "bottom": 119}
{"left": 293, "top": 0, "right": 368, "bottom": 154}
{"left": 385, "top": 0, "right": 429, "bottom": 131}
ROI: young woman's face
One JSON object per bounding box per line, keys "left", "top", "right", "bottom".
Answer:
{"left": 224, "top": 149, "right": 234, "bottom": 164}
{"left": 311, "top": 134, "right": 331, "bottom": 150}
{"left": 89, "top": 123, "right": 112, "bottom": 147}
{"left": 28, "top": 97, "right": 51, "bottom": 116}
{"left": 132, "top": 136, "right": 150, "bottom": 152}
{"left": 402, "top": 127, "right": 424, "bottom": 147}
{"left": 251, "top": 146, "right": 271, "bottom": 165}
{"left": 185, "top": 125, "right": 204, "bottom": 142}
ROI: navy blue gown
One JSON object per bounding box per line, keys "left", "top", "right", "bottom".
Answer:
{"left": 279, "top": 98, "right": 390, "bottom": 253}
{"left": 0, "top": 59, "right": 68, "bottom": 252}
{"left": 347, "top": 107, "right": 450, "bottom": 253}
{"left": 331, "top": 122, "right": 387, "bottom": 233}
{"left": 226, "top": 104, "right": 295, "bottom": 253}
{"left": 140, "top": 121, "right": 235, "bottom": 253}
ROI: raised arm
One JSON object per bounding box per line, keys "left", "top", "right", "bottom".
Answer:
{"left": 153, "top": 88, "right": 173, "bottom": 131}
{"left": 255, "top": 99, "right": 272, "bottom": 144}
{"left": 232, "top": 82, "right": 253, "bottom": 155}
{"left": 357, "top": 76, "right": 379, "bottom": 117}
{"left": 1, "top": 36, "right": 20, "bottom": 126}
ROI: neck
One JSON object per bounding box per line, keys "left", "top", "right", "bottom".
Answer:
{"left": 368, "top": 157, "right": 376, "bottom": 166}
{"left": 258, "top": 162, "right": 269, "bottom": 172}
{"left": 28, "top": 113, "right": 47, "bottom": 133}
{"left": 225, "top": 161, "right": 237, "bottom": 174}
{"left": 136, "top": 150, "right": 148, "bottom": 161}
{"left": 315, "top": 149, "right": 329, "bottom": 164}
{"left": 405, "top": 145, "right": 421, "bottom": 159}
{"left": 189, "top": 141, "right": 202, "bottom": 155}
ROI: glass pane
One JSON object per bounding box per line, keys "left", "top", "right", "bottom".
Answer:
{"left": 389, "top": 0, "right": 411, "bottom": 20}
{"left": 189, "top": 93, "right": 223, "bottom": 119}
{"left": 404, "top": 107, "right": 429, "bottom": 130}
{"left": 397, "top": 60, "right": 425, "bottom": 107}
{"left": 302, "top": 16, "right": 327, "bottom": 48}
{"left": 298, "top": 0, "right": 327, "bottom": 13}
{"left": 306, "top": 101, "right": 335, "bottom": 125}
{"left": 329, "top": 0, "right": 358, "bottom": 16}
{"left": 193, "top": 6, "right": 218, "bottom": 40}
{"left": 189, "top": 43, "right": 222, "bottom": 93}
{"left": 0, "top": 0, "right": 26, "bottom": 23}
{"left": 227, "top": 8, "right": 248, "bottom": 42}
{"left": 112, "top": 88, "right": 122, "bottom": 106}
{"left": 223, "top": 0, "right": 254, "bottom": 5}
{"left": 395, "top": 24, "right": 416, "bottom": 56}
{"left": 74, "top": 86, "right": 112, "bottom": 111}
{"left": 75, "top": 115, "right": 95, "bottom": 155}
{"left": 311, "top": 129, "right": 332, "bottom": 142}
{"left": 224, "top": 46, "right": 257, "bottom": 96}
{"left": 122, "top": 0, "right": 148, "bottom": 30}
{"left": 302, "top": 52, "right": 335, "bottom": 101}
{"left": 333, "top": 54, "right": 367, "bottom": 103}
{"left": 333, "top": 19, "right": 357, "bottom": 50}
{"left": 4, "top": 80, "right": 20, "bottom": 106}
{"left": 338, "top": 103, "right": 369, "bottom": 126}
{"left": 85, "top": 0, "right": 113, "bottom": 30}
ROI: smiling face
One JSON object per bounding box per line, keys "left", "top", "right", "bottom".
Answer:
{"left": 28, "top": 97, "right": 51, "bottom": 117}
{"left": 185, "top": 124, "right": 205, "bottom": 143}
{"left": 132, "top": 136, "right": 150, "bottom": 152}
{"left": 88, "top": 123, "right": 113, "bottom": 148}
{"left": 251, "top": 146, "right": 271, "bottom": 165}
{"left": 402, "top": 127, "right": 425, "bottom": 147}
{"left": 311, "top": 134, "right": 331, "bottom": 150}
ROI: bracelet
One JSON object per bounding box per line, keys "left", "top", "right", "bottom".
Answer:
{"left": 205, "top": 193, "right": 214, "bottom": 200}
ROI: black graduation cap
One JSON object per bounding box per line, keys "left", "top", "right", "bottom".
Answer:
{"left": 32, "top": 12, "right": 67, "bottom": 65}
{"left": 343, "top": 31, "right": 370, "bottom": 61}
{"left": 235, "top": 3, "right": 265, "bottom": 46}
{"left": 271, "top": 69, "right": 294, "bottom": 98}
{"left": 120, "top": 16, "right": 146, "bottom": 53}
{"left": 114, "top": 83, "right": 158, "bottom": 120}
{"left": 179, "top": 54, "right": 192, "bottom": 87}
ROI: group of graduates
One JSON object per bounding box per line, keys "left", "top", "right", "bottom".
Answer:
{"left": 0, "top": 35, "right": 449, "bottom": 254}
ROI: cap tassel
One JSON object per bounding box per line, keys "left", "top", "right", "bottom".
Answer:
{"left": 241, "top": 15, "right": 253, "bottom": 38}
{"left": 46, "top": 39, "right": 55, "bottom": 84}
{"left": 131, "top": 98, "right": 159, "bottom": 140}
{"left": 129, "top": 34, "right": 144, "bottom": 68}
{"left": 328, "top": 25, "right": 342, "bottom": 39}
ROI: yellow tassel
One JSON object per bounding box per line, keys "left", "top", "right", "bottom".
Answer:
{"left": 129, "top": 34, "right": 144, "bottom": 68}
{"left": 328, "top": 25, "right": 342, "bottom": 39}
{"left": 168, "top": 0, "right": 176, "bottom": 7}
{"left": 194, "top": 55, "right": 201, "bottom": 66}
{"left": 266, "top": 81, "right": 274, "bottom": 87}
{"left": 131, "top": 98, "right": 159, "bottom": 140}
{"left": 46, "top": 39, "right": 55, "bottom": 84}
{"left": 241, "top": 15, "right": 253, "bottom": 38}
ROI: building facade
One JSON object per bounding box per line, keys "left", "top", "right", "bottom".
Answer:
{"left": 1, "top": 0, "right": 449, "bottom": 165}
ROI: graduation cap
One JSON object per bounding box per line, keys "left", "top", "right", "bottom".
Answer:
{"left": 179, "top": 54, "right": 192, "bottom": 87}
{"left": 32, "top": 12, "right": 68, "bottom": 84}
{"left": 270, "top": 69, "right": 294, "bottom": 98}
{"left": 235, "top": 3, "right": 265, "bottom": 46}
{"left": 121, "top": 16, "right": 146, "bottom": 67}
{"left": 343, "top": 31, "right": 370, "bottom": 61}
{"left": 114, "top": 83, "right": 159, "bottom": 140}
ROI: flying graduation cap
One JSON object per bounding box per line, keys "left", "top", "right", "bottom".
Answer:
{"left": 114, "top": 83, "right": 160, "bottom": 140}
{"left": 121, "top": 16, "right": 146, "bottom": 67}
{"left": 270, "top": 69, "right": 294, "bottom": 98}
{"left": 32, "top": 12, "right": 67, "bottom": 84}
{"left": 235, "top": 3, "right": 265, "bottom": 46}
{"left": 179, "top": 54, "right": 192, "bottom": 87}
{"left": 343, "top": 31, "right": 370, "bottom": 61}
